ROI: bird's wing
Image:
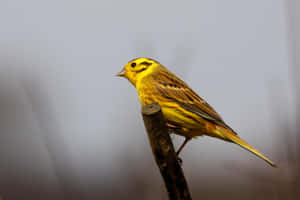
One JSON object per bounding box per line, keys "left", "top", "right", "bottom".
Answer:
{"left": 152, "top": 67, "right": 235, "bottom": 132}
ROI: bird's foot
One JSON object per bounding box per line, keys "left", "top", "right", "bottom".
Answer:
{"left": 176, "top": 155, "right": 183, "bottom": 165}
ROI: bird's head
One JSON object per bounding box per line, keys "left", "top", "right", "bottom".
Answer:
{"left": 117, "top": 57, "right": 159, "bottom": 86}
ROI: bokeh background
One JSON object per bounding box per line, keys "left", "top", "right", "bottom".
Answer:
{"left": 0, "top": 0, "right": 299, "bottom": 199}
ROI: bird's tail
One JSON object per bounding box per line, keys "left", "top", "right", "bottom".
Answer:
{"left": 216, "top": 127, "right": 277, "bottom": 167}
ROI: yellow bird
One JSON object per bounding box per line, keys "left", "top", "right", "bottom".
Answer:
{"left": 117, "top": 57, "right": 276, "bottom": 167}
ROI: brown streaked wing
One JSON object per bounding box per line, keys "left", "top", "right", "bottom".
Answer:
{"left": 151, "top": 67, "right": 235, "bottom": 132}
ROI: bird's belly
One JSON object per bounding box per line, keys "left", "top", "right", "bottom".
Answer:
{"left": 138, "top": 93, "right": 208, "bottom": 137}
{"left": 160, "top": 102, "right": 208, "bottom": 136}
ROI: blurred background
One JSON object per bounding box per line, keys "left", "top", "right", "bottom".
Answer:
{"left": 0, "top": 0, "right": 299, "bottom": 199}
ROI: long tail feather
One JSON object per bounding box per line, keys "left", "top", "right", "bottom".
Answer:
{"left": 217, "top": 127, "right": 277, "bottom": 167}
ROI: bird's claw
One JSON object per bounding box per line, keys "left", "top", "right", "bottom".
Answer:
{"left": 177, "top": 156, "right": 183, "bottom": 165}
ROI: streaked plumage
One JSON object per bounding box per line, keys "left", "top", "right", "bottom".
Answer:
{"left": 117, "top": 57, "right": 276, "bottom": 167}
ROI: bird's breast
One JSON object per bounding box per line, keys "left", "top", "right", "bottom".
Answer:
{"left": 136, "top": 85, "right": 155, "bottom": 106}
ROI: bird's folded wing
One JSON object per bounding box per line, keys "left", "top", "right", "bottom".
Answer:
{"left": 152, "top": 69, "right": 235, "bottom": 132}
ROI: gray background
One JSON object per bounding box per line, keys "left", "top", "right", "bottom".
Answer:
{"left": 0, "top": 0, "right": 299, "bottom": 199}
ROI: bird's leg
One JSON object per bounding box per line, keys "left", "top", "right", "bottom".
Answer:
{"left": 176, "top": 137, "right": 191, "bottom": 155}
{"left": 176, "top": 137, "right": 191, "bottom": 164}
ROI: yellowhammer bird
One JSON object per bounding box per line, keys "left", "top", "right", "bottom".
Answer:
{"left": 117, "top": 57, "right": 276, "bottom": 167}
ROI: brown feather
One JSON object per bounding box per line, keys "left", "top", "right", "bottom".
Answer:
{"left": 151, "top": 67, "right": 235, "bottom": 133}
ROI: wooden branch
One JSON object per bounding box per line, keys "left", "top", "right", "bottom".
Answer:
{"left": 142, "top": 103, "right": 192, "bottom": 200}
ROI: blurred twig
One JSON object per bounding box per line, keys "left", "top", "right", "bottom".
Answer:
{"left": 142, "top": 103, "right": 192, "bottom": 200}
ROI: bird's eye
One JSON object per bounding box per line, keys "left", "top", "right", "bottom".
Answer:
{"left": 131, "top": 62, "right": 136, "bottom": 68}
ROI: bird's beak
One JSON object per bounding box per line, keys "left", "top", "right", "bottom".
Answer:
{"left": 116, "top": 68, "right": 127, "bottom": 77}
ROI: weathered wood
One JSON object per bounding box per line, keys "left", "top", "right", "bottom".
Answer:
{"left": 142, "top": 102, "right": 192, "bottom": 200}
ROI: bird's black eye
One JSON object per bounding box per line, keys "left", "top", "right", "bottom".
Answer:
{"left": 131, "top": 62, "right": 136, "bottom": 68}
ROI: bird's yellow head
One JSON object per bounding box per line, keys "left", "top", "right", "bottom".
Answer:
{"left": 117, "top": 57, "right": 160, "bottom": 86}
